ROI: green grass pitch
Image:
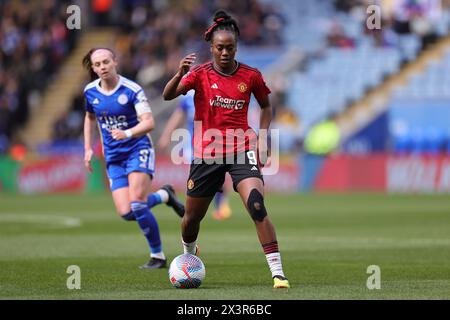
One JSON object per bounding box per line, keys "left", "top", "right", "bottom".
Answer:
{"left": 0, "top": 192, "right": 449, "bottom": 300}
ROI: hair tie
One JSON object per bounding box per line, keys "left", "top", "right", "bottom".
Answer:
{"left": 204, "top": 22, "right": 218, "bottom": 40}
{"left": 204, "top": 17, "right": 226, "bottom": 40}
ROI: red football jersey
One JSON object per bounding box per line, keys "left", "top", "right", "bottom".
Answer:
{"left": 181, "top": 61, "right": 271, "bottom": 159}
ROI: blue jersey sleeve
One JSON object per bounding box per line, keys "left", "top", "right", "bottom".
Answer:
{"left": 132, "top": 88, "right": 152, "bottom": 115}
{"left": 179, "top": 92, "right": 194, "bottom": 114}
{"left": 84, "top": 91, "right": 94, "bottom": 113}
{"left": 179, "top": 97, "right": 189, "bottom": 114}
{"left": 132, "top": 88, "right": 148, "bottom": 106}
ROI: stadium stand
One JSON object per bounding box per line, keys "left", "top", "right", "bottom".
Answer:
{"left": 258, "top": 0, "right": 450, "bottom": 155}
{"left": 28, "top": 0, "right": 286, "bottom": 154}
{"left": 0, "top": 0, "right": 79, "bottom": 153}
{"left": 270, "top": 0, "right": 432, "bottom": 132}
{"left": 389, "top": 44, "right": 450, "bottom": 154}
{"left": 19, "top": 29, "right": 112, "bottom": 150}
{"left": 3, "top": 0, "right": 450, "bottom": 157}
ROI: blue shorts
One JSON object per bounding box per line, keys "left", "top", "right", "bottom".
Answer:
{"left": 106, "top": 147, "right": 155, "bottom": 191}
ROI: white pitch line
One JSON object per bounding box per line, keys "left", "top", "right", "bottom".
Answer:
{"left": 0, "top": 214, "right": 82, "bottom": 228}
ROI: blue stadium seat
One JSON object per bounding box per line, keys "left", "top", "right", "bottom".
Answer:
{"left": 423, "top": 127, "right": 445, "bottom": 154}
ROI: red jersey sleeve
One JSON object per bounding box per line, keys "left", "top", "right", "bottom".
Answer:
{"left": 180, "top": 69, "right": 198, "bottom": 94}
{"left": 251, "top": 71, "right": 271, "bottom": 105}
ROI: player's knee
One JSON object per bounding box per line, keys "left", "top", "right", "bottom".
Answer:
{"left": 129, "top": 193, "right": 147, "bottom": 203}
{"left": 116, "top": 204, "right": 132, "bottom": 220}
{"left": 183, "top": 210, "right": 201, "bottom": 225}
{"left": 129, "top": 186, "right": 148, "bottom": 203}
{"left": 247, "top": 189, "right": 267, "bottom": 222}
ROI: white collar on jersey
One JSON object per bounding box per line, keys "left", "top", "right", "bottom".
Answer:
{"left": 96, "top": 75, "right": 123, "bottom": 96}
{"left": 212, "top": 61, "right": 240, "bottom": 77}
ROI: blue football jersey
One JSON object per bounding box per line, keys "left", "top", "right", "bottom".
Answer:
{"left": 177, "top": 90, "right": 195, "bottom": 161}
{"left": 179, "top": 90, "right": 195, "bottom": 137}
{"left": 84, "top": 76, "right": 153, "bottom": 163}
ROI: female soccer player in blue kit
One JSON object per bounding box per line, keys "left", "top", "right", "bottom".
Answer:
{"left": 83, "top": 48, "right": 184, "bottom": 269}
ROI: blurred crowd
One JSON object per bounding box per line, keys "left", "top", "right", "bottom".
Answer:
{"left": 3, "top": 0, "right": 449, "bottom": 157}
{"left": 109, "top": 0, "right": 285, "bottom": 98}
{"left": 266, "top": 0, "right": 450, "bottom": 156}
{"left": 0, "top": 0, "right": 79, "bottom": 153}
{"left": 51, "top": 0, "right": 285, "bottom": 144}
{"left": 330, "top": 0, "right": 449, "bottom": 51}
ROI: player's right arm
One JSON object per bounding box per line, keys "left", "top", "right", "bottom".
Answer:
{"left": 84, "top": 111, "right": 97, "bottom": 173}
{"left": 162, "top": 53, "right": 196, "bottom": 100}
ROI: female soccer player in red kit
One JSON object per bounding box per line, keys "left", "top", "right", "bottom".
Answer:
{"left": 163, "top": 11, "right": 289, "bottom": 288}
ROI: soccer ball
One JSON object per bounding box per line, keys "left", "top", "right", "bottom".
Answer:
{"left": 168, "top": 254, "right": 205, "bottom": 289}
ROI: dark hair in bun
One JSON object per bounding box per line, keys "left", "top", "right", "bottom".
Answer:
{"left": 204, "top": 10, "right": 240, "bottom": 42}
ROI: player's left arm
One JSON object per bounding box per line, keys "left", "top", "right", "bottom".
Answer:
{"left": 111, "top": 101, "right": 154, "bottom": 140}
{"left": 252, "top": 71, "right": 273, "bottom": 163}
{"left": 256, "top": 95, "right": 272, "bottom": 162}
{"left": 258, "top": 95, "right": 272, "bottom": 132}
{"left": 111, "top": 88, "right": 155, "bottom": 140}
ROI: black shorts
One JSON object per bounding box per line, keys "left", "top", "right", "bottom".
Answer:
{"left": 186, "top": 151, "right": 264, "bottom": 197}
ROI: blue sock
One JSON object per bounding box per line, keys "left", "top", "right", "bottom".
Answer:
{"left": 147, "top": 193, "right": 162, "bottom": 208}
{"left": 214, "top": 192, "right": 223, "bottom": 209}
{"left": 131, "top": 202, "right": 162, "bottom": 254}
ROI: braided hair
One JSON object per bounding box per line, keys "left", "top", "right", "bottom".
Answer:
{"left": 204, "top": 10, "right": 240, "bottom": 42}
{"left": 82, "top": 47, "right": 116, "bottom": 81}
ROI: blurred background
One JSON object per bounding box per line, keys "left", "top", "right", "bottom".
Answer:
{"left": 1, "top": 0, "right": 450, "bottom": 195}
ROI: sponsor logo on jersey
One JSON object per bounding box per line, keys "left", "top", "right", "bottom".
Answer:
{"left": 209, "top": 95, "right": 245, "bottom": 110}
{"left": 238, "top": 82, "right": 248, "bottom": 93}
{"left": 93, "top": 98, "right": 100, "bottom": 104}
{"left": 211, "top": 83, "right": 218, "bottom": 89}
{"left": 99, "top": 114, "right": 128, "bottom": 131}
{"left": 187, "top": 179, "right": 195, "bottom": 190}
{"left": 118, "top": 94, "right": 128, "bottom": 105}
{"left": 251, "top": 166, "right": 258, "bottom": 171}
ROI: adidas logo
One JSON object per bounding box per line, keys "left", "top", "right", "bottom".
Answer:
{"left": 251, "top": 166, "right": 258, "bottom": 171}
{"left": 211, "top": 83, "right": 218, "bottom": 89}
{"left": 93, "top": 98, "right": 100, "bottom": 104}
